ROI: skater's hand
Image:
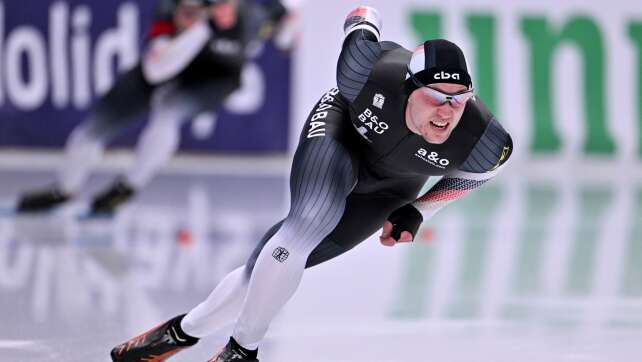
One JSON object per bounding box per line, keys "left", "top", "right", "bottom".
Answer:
{"left": 380, "top": 204, "right": 423, "bottom": 247}
{"left": 379, "top": 220, "right": 413, "bottom": 246}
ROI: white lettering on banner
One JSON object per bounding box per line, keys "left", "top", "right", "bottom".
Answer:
{"left": 191, "top": 111, "right": 217, "bottom": 139}
{"left": 0, "top": 2, "right": 140, "bottom": 110}
{"left": 0, "top": 2, "right": 272, "bottom": 115}
{"left": 307, "top": 88, "right": 339, "bottom": 138}
{"left": 94, "top": 3, "right": 139, "bottom": 95}
{"left": 224, "top": 63, "right": 265, "bottom": 114}
{"left": 71, "top": 5, "right": 91, "bottom": 108}
{"left": 5, "top": 27, "right": 48, "bottom": 110}
{"left": 434, "top": 71, "right": 460, "bottom": 80}
{"left": 50, "top": 2, "right": 69, "bottom": 107}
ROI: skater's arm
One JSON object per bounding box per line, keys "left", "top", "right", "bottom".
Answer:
{"left": 411, "top": 166, "right": 507, "bottom": 218}
{"left": 146, "top": 0, "right": 178, "bottom": 41}
{"left": 379, "top": 167, "right": 509, "bottom": 246}
{"left": 336, "top": 6, "right": 383, "bottom": 103}
{"left": 142, "top": 0, "right": 181, "bottom": 65}
{"left": 142, "top": 20, "right": 212, "bottom": 84}
{"left": 380, "top": 122, "right": 513, "bottom": 246}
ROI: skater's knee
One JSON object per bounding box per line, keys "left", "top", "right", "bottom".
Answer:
{"left": 68, "top": 122, "right": 107, "bottom": 147}
{"left": 258, "top": 234, "right": 311, "bottom": 268}
{"left": 262, "top": 218, "right": 328, "bottom": 256}
{"left": 147, "top": 110, "right": 184, "bottom": 130}
{"left": 282, "top": 200, "right": 346, "bottom": 245}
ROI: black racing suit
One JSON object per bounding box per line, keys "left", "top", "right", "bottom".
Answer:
{"left": 247, "top": 24, "right": 513, "bottom": 271}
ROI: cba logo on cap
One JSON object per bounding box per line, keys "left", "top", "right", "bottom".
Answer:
{"left": 406, "top": 39, "right": 472, "bottom": 89}
{"left": 434, "top": 71, "right": 460, "bottom": 81}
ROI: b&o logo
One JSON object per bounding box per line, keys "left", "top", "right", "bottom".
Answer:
{"left": 416, "top": 148, "right": 450, "bottom": 168}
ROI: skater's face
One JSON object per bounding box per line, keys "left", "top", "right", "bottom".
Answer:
{"left": 174, "top": 4, "right": 207, "bottom": 32}
{"left": 405, "top": 83, "right": 471, "bottom": 144}
{"left": 210, "top": 0, "right": 238, "bottom": 30}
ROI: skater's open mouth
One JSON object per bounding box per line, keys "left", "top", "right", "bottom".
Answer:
{"left": 429, "top": 120, "right": 449, "bottom": 131}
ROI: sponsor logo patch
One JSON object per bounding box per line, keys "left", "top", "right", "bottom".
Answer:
{"left": 492, "top": 145, "right": 511, "bottom": 170}
{"left": 433, "top": 71, "right": 460, "bottom": 81}
{"left": 211, "top": 38, "right": 241, "bottom": 55}
{"left": 415, "top": 148, "right": 450, "bottom": 169}
{"left": 372, "top": 93, "right": 385, "bottom": 109}
{"left": 272, "top": 247, "right": 290, "bottom": 262}
{"left": 356, "top": 108, "right": 389, "bottom": 138}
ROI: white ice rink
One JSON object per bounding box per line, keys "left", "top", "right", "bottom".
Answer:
{"left": 0, "top": 158, "right": 640, "bottom": 362}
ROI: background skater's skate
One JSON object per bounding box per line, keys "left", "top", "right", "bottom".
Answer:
{"left": 17, "top": 185, "right": 71, "bottom": 213}
{"left": 90, "top": 178, "right": 135, "bottom": 216}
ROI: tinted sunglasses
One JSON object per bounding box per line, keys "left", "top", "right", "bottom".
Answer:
{"left": 408, "top": 67, "right": 474, "bottom": 108}
{"left": 420, "top": 86, "right": 474, "bottom": 108}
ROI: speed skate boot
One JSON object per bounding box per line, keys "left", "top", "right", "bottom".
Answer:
{"left": 110, "top": 314, "right": 199, "bottom": 362}
{"left": 207, "top": 337, "right": 259, "bottom": 362}
{"left": 90, "top": 178, "right": 135, "bottom": 215}
{"left": 17, "top": 185, "right": 70, "bottom": 212}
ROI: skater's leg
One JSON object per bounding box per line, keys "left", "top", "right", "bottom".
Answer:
{"left": 59, "top": 65, "right": 153, "bottom": 194}
{"left": 232, "top": 136, "right": 355, "bottom": 349}
{"left": 90, "top": 77, "right": 235, "bottom": 213}
{"left": 58, "top": 121, "right": 111, "bottom": 194}
{"left": 125, "top": 77, "right": 237, "bottom": 188}
{"left": 181, "top": 222, "right": 283, "bottom": 337}
{"left": 123, "top": 85, "right": 187, "bottom": 189}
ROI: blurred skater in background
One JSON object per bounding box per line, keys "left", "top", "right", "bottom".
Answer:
{"left": 17, "top": 0, "right": 294, "bottom": 215}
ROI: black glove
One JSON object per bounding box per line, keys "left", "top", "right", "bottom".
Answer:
{"left": 387, "top": 204, "right": 423, "bottom": 241}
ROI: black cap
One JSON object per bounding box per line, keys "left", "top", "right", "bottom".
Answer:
{"left": 406, "top": 39, "right": 472, "bottom": 89}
